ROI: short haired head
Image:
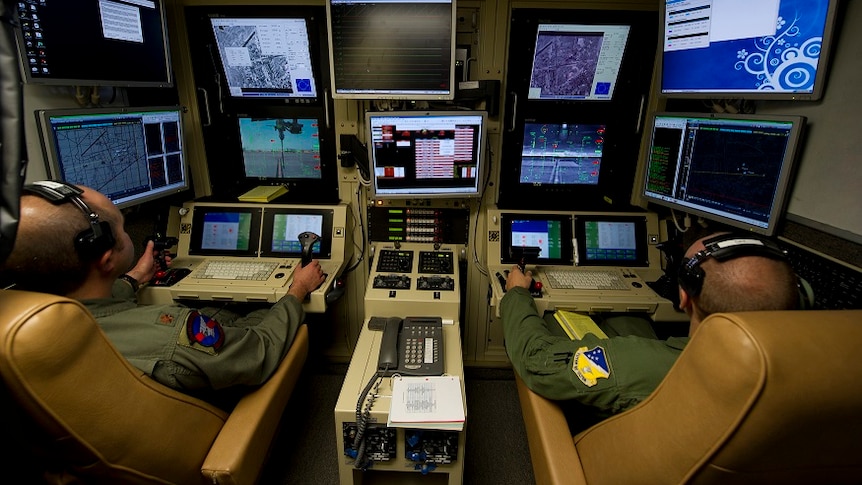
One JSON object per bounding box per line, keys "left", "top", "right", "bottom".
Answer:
{"left": 0, "top": 182, "right": 124, "bottom": 295}
{"left": 679, "top": 233, "right": 799, "bottom": 327}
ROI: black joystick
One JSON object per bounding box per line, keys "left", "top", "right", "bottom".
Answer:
{"left": 144, "top": 234, "right": 179, "bottom": 278}
{"left": 298, "top": 231, "right": 320, "bottom": 267}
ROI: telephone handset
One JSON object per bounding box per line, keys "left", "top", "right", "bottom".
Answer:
{"left": 377, "top": 316, "right": 444, "bottom": 376}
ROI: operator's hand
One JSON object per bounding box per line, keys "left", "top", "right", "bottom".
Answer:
{"left": 506, "top": 265, "right": 533, "bottom": 292}
{"left": 287, "top": 259, "right": 326, "bottom": 301}
{"left": 126, "top": 240, "right": 172, "bottom": 284}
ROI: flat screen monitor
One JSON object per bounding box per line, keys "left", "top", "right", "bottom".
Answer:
{"left": 519, "top": 123, "right": 605, "bottom": 185}
{"left": 574, "top": 214, "right": 649, "bottom": 267}
{"left": 660, "top": 0, "right": 838, "bottom": 100}
{"left": 210, "top": 16, "right": 318, "bottom": 100}
{"left": 326, "top": 0, "right": 456, "bottom": 100}
{"left": 37, "top": 106, "right": 189, "bottom": 209}
{"left": 529, "top": 23, "right": 630, "bottom": 101}
{"left": 14, "top": 0, "right": 172, "bottom": 87}
{"left": 188, "top": 206, "right": 262, "bottom": 257}
{"left": 642, "top": 112, "right": 805, "bottom": 236}
{"left": 499, "top": 213, "right": 574, "bottom": 266}
{"left": 238, "top": 116, "right": 322, "bottom": 180}
{"left": 367, "top": 111, "right": 487, "bottom": 199}
{"left": 260, "top": 207, "right": 334, "bottom": 258}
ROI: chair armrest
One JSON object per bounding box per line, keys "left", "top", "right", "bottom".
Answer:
{"left": 202, "top": 325, "right": 310, "bottom": 485}
{"left": 515, "top": 373, "right": 586, "bottom": 485}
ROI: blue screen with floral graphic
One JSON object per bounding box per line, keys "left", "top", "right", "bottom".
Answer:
{"left": 661, "top": 0, "right": 834, "bottom": 99}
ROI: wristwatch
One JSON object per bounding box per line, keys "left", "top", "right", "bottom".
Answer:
{"left": 117, "top": 274, "right": 140, "bottom": 292}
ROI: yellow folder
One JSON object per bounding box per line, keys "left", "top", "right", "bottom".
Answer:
{"left": 553, "top": 310, "right": 608, "bottom": 340}
{"left": 237, "top": 185, "right": 288, "bottom": 202}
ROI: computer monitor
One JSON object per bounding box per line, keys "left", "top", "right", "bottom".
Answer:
{"left": 188, "top": 206, "right": 262, "bottom": 257}
{"left": 528, "top": 23, "right": 630, "bottom": 101}
{"left": 14, "top": 0, "right": 172, "bottom": 87}
{"left": 210, "top": 16, "right": 319, "bottom": 100}
{"left": 326, "top": 0, "right": 456, "bottom": 100}
{"left": 574, "top": 214, "right": 649, "bottom": 267}
{"left": 238, "top": 117, "right": 322, "bottom": 179}
{"left": 36, "top": 107, "right": 189, "bottom": 209}
{"left": 642, "top": 112, "right": 805, "bottom": 236}
{"left": 660, "top": 0, "right": 839, "bottom": 100}
{"left": 499, "top": 213, "right": 574, "bottom": 266}
{"left": 366, "top": 111, "right": 487, "bottom": 199}
{"left": 519, "top": 123, "right": 605, "bottom": 185}
{"left": 260, "top": 207, "right": 334, "bottom": 258}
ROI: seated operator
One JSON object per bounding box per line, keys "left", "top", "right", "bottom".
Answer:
{"left": 502, "top": 231, "right": 799, "bottom": 421}
{"left": 0, "top": 183, "right": 325, "bottom": 398}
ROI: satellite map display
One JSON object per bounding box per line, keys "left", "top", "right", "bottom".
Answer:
{"left": 211, "top": 18, "right": 317, "bottom": 98}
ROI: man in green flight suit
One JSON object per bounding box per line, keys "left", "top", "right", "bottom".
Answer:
{"left": 1, "top": 182, "right": 325, "bottom": 398}
{"left": 502, "top": 232, "right": 799, "bottom": 420}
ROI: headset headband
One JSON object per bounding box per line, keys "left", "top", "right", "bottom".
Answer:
{"left": 678, "top": 233, "right": 787, "bottom": 297}
{"left": 23, "top": 181, "right": 115, "bottom": 259}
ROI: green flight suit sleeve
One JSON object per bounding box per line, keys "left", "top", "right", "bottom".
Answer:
{"left": 501, "top": 287, "right": 686, "bottom": 415}
{"left": 161, "top": 294, "right": 307, "bottom": 391}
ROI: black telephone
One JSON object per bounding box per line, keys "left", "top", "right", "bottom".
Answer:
{"left": 376, "top": 316, "right": 444, "bottom": 377}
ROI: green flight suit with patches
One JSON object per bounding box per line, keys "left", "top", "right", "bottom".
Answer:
{"left": 501, "top": 286, "right": 688, "bottom": 415}
{"left": 81, "top": 280, "right": 306, "bottom": 392}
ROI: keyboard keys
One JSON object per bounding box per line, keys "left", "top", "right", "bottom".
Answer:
{"left": 194, "top": 260, "right": 278, "bottom": 281}
{"left": 544, "top": 270, "right": 630, "bottom": 290}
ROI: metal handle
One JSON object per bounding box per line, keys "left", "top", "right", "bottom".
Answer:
{"left": 196, "top": 87, "right": 212, "bottom": 127}
{"left": 508, "top": 92, "right": 518, "bottom": 133}
{"left": 324, "top": 88, "right": 331, "bottom": 130}
{"left": 635, "top": 94, "right": 646, "bottom": 134}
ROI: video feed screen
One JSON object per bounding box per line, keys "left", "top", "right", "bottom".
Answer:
{"left": 238, "top": 117, "right": 322, "bottom": 179}
{"left": 211, "top": 17, "right": 318, "bottom": 99}
{"left": 519, "top": 123, "right": 605, "bottom": 185}
{"left": 528, "top": 24, "right": 630, "bottom": 101}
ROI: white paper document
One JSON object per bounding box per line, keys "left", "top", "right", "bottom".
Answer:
{"left": 387, "top": 375, "right": 465, "bottom": 431}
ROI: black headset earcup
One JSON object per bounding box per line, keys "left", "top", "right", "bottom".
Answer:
{"left": 74, "top": 221, "right": 116, "bottom": 260}
{"left": 677, "top": 258, "right": 705, "bottom": 296}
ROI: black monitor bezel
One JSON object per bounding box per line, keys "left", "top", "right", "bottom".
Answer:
{"left": 499, "top": 213, "right": 575, "bottom": 266}
{"left": 574, "top": 214, "right": 650, "bottom": 267}
{"left": 188, "top": 206, "right": 262, "bottom": 257}
{"left": 259, "top": 207, "right": 334, "bottom": 259}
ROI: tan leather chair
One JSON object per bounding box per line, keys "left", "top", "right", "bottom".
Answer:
{"left": 0, "top": 289, "right": 309, "bottom": 485}
{"left": 516, "top": 310, "right": 862, "bottom": 485}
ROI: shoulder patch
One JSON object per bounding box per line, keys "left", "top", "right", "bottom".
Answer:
{"left": 183, "top": 311, "right": 225, "bottom": 352}
{"left": 572, "top": 345, "right": 610, "bottom": 387}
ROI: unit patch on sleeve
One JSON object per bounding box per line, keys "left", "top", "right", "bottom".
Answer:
{"left": 179, "top": 311, "right": 225, "bottom": 355}
{"left": 572, "top": 345, "right": 610, "bottom": 387}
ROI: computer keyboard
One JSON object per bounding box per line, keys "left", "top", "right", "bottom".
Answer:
{"left": 544, "top": 270, "right": 630, "bottom": 290}
{"left": 780, "top": 241, "right": 862, "bottom": 310}
{"left": 193, "top": 260, "right": 279, "bottom": 281}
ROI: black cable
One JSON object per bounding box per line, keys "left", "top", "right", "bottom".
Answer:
{"left": 351, "top": 366, "right": 386, "bottom": 469}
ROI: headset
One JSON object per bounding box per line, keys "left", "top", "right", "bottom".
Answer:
{"left": 677, "top": 232, "right": 814, "bottom": 309}
{"left": 22, "top": 180, "right": 116, "bottom": 260}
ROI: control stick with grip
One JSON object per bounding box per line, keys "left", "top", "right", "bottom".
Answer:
{"left": 298, "top": 231, "right": 320, "bottom": 267}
